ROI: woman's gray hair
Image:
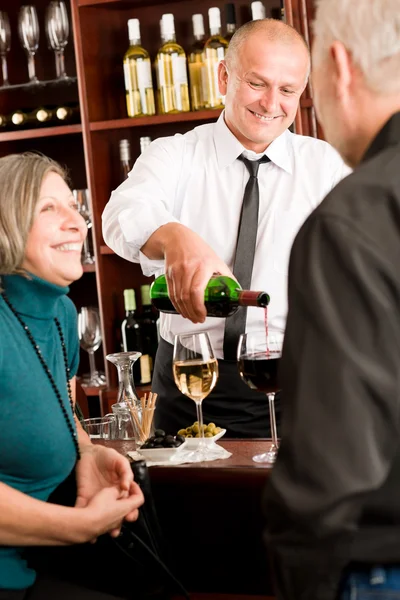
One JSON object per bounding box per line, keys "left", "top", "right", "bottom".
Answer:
{"left": 313, "top": 0, "right": 400, "bottom": 94}
{"left": 0, "top": 152, "right": 67, "bottom": 276}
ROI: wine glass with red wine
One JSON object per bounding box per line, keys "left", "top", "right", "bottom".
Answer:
{"left": 237, "top": 331, "right": 282, "bottom": 464}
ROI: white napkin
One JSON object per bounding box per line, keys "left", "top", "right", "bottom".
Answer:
{"left": 128, "top": 444, "right": 232, "bottom": 467}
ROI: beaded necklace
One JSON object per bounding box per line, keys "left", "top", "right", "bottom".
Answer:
{"left": 1, "top": 291, "right": 81, "bottom": 461}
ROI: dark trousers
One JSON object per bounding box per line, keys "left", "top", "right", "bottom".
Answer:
{"left": 0, "top": 575, "right": 122, "bottom": 600}
{"left": 152, "top": 338, "right": 280, "bottom": 438}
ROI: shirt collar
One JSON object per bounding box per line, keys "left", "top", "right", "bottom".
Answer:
{"left": 214, "top": 111, "right": 293, "bottom": 174}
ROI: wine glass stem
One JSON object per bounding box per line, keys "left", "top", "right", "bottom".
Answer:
{"left": 1, "top": 55, "right": 9, "bottom": 86}
{"left": 56, "top": 49, "right": 67, "bottom": 78}
{"left": 195, "top": 400, "right": 205, "bottom": 451}
{"left": 27, "top": 53, "right": 37, "bottom": 82}
{"left": 88, "top": 351, "right": 97, "bottom": 381}
{"left": 268, "top": 393, "right": 279, "bottom": 449}
{"left": 82, "top": 236, "right": 94, "bottom": 264}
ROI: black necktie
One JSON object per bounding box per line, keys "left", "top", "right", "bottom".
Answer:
{"left": 223, "top": 154, "right": 270, "bottom": 361}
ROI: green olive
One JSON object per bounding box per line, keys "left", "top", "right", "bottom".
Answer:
{"left": 192, "top": 424, "right": 200, "bottom": 434}
{"left": 186, "top": 434, "right": 193, "bottom": 438}
{"left": 208, "top": 422, "right": 216, "bottom": 429}
{"left": 204, "top": 432, "right": 213, "bottom": 438}
{"left": 186, "top": 426, "right": 193, "bottom": 434}
{"left": 178, "top": 429, "right": 187, "bottom": 436}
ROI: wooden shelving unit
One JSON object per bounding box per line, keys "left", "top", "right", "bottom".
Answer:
{"left": 0, "top": 0, "right": 316, "bottom": 403}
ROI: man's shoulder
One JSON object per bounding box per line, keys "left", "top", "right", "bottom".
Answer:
{"left": 289, "top": 130, "right": 344, "bottom": 164}
{"left": 152, "top": 121, "right": 216, "bottom": 153}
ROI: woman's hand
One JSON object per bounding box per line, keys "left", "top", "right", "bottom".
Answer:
{"left": 75, "top": 445, "right": 141, "bottom": 535}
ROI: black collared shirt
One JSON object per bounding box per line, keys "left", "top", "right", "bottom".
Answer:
{"left": 264, "top": 112, "right": 400, "bottom": 600}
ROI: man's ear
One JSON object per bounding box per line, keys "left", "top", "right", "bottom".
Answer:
{"left": 218, "top": 60, "right": 229, "bottom": 96}
{"left": 330, "top": 40, "right": 353, "bottom": 100}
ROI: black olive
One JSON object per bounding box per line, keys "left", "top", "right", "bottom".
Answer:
{"left": 154, "top": 429, "right": 166, "bottom": 438}
{"left": 164, "top": 435, "right": 175, "bottom": 444}
{"left": 153, "top": 444, "right": 163, "bottom": 448}
{"left": 173, "top": 440, "right": 181, "bottom": 447}
{"left": 176, "top": 434, "right": 185, "bottom": 444}
{"left": 154, "top": 436, "right": 164, "bottom": 445}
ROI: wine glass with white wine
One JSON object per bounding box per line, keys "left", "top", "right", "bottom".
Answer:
{"left": 173, "top": 332, "right": 219, "bottom": 461}
{"left": 18, "top": 5, "right": 40, "bottom": 84}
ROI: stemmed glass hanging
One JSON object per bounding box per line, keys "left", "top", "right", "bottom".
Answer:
{"left": 45, "top": 1, "right": 69, "bottom": 79}
{"left": 78, "top": 306, "right": 106, "bottom": 387}
{"left": 0, "top": 11, "right": 11, "bottom": 87}
{"left": 18, "top": 5, "right": 40, "bottom": 84}
{"left": 73, "top": 189, "right": 95, "bottom": 265}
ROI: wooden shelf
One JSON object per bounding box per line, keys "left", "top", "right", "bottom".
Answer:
{"left": 100, "top": 245, "right": 115, "bottom": 254}
{"left": 89, "top": 109, "right": 223, "bottom": 132}
{"left": 0, "top": 124, "right": 82, "bottom": 142}
{"left": 0, "top": 77, "right": 77, "bottom": 93}
{"left": 82, "top": 263, "right": 96, "bottom": 272}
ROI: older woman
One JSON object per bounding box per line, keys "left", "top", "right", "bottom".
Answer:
{"left": 0, "top": 153, "right": 144, "bottom": 600}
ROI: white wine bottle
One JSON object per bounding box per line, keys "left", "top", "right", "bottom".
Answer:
{"left": 119, "top": 139, "right": 132, "bottom": 181}
{"left": 188, "top": 14, "right": 207, "bottom": 111}
{"left": 155, "top": 13, "right": 190, "bottom": 114}
{"left": 139, "top": 136, "right": 152, "bottom": 153}
{"left": 11, "top": 107, "right": 54, "bottom": 127}
{"left": 55, "top": 104, "right": 80, "bottom": 122}
{"left": 251, "top": 1, "right": 266, "bottom": 20}
{"left": 123, "top": 18, "right": 156, "bottom": 118}
{"left": 225, "top": 3, "right": 237, "bottom": 42}
{"left": 204, "top": 7, "right": 228, "bottom": 109}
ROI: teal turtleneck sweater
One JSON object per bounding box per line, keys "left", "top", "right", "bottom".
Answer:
{"left": 0, "top": 273, "right": 79, "bottom": 590}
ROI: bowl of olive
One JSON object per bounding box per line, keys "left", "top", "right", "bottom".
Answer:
{"left": 177, "top": 422, "right": 226, "bottom": 449}
{"left": 138, "top": 429, "right": 187, "bottom": 462}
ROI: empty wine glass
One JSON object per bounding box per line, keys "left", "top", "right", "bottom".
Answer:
{"left": 18, "top": 6, "right": 40, "bottom": 84}
{"left": 238, "top": 331, "right": 282, "bottom": 464}
{"left": 78, "top": 306, "right": 106, "bottom": 387}
{"left": 73, "top": 189, "right": 94, "bottom": 265}
{"left": 0, "top": 11, "right": 11, "bottom": 87}
{"left": 45, "top": 1, "right": 69, "bottom": 79}
{"left": 173, "top": 332, "right": 219, "bottom": 461}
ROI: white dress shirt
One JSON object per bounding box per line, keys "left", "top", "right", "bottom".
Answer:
{"left": 103, "top": 113, "right": 350, "bottom": 359}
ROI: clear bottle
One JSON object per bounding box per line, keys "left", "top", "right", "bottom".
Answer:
{"left": 188, "top": 14, "right": 207, "bottom": 111}
{"left": 139, "top": 136, "right": 152, "bottom": 153}
{"left": 150, "top": 274, "right": 270, "bottom": 317}
{"left": 123, "top": 18, "right": 156, "bottom": 118}
{"left": 225, "top": 4, "right": 237, "bottom": 42}
{"left": 251, "top": 1, "right": 266, "bottom": 20}
{"left": 204, "top": 7, "right": 229, "bottom": 109}
{"left": 119, "top": 139, "right": 132, "bottom": 180}
{"left": 155, "top": 13, "right": 190, "bottom": 114}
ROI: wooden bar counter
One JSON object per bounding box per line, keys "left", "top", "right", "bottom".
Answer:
{"left": 95, "top": 439, "right": 274, "bottom": 598}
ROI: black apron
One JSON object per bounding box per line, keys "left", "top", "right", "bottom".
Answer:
{"left": 151, "top": 338, "right": 280, "bottom": 438}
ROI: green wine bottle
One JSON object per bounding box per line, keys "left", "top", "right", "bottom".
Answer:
{"left": 150, "top": 274, "right": 270, "bottom": 317}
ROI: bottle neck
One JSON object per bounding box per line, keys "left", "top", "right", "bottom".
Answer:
{"left": 226, "top": 23, "right": 236, "bottom": 34}
{"left": 161, "top": 32, "right": 176, "bottom": 43}
{"left": 125, "top": 308, "right": 136, "bottom": 317}
{"left": 238, "top": 290, "right": 270, "bottom": 308}
{"left": 129, "top": 36, "right": 141, "bottom": 46}
{"left": 210, "top": 26, "right": 221, "bottom": 36}
{"left": 193, "top": 33, "right": 205, "bottom": 42}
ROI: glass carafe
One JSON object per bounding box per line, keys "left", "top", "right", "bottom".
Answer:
{"left": 106, "top": 351, "right": 142, "bottom": 442}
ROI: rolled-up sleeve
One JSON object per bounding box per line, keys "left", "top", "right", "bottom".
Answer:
{"left": 102, "top": 137, "right": 182, "bottom": 276}
{"left": 264, "top": 205, "right": 400, "bottom": 600}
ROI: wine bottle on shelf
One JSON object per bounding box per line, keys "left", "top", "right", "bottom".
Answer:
{"left": 225, "top": 4, "right": 237, "bottom": 42}
{"left": 188, "top": 14, "right": 207, "bottom": 111}
{"left": 55, "top": 104, "right": 80, "bottom": 122}
{"left": 119, "top": 139, "right": 132, "bottom": 180}
{"left": 204, "top": 7, "right": 229, "bottom": 109}
{"left": 139, "top": 136, "right": 152, "bottom": 153}
{"left": 140, "top": 284, "right": 159, "bottom": 382}
{"left": 11, "top": 107, "right": 54, "bottom": 127}
{"left": 155, "top": 13, "right": 190, "bottom": 114}
{"left": 251, "top": 1, "right": 266, "bottom": 20}
{"left": 121, "top": 289, "right": 151, "bottom": 385}
{"left": 150, "top": 274, "right": 270, "bottom": 317}
{"left": 123, "top": 18, "right": 156, "bottom": 118}
{"left": 0, "top": 114, "right": 10, "bottom": 128}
